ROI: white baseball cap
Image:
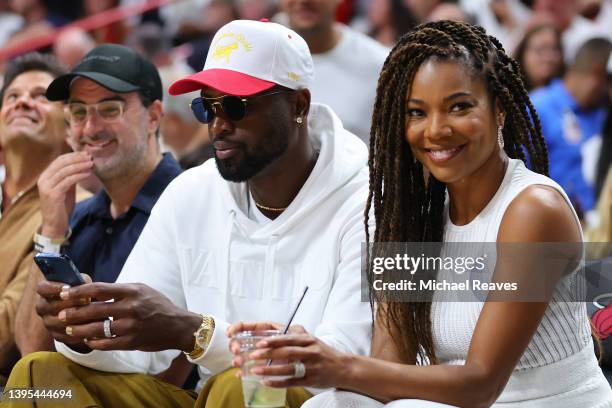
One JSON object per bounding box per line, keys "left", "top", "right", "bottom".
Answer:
{"left": 169, "top": 19, "right": 314, "bottom": 96}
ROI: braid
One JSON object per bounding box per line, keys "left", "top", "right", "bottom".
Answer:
{"left": 365, "top": 20, "right": 549, "bottom": 365}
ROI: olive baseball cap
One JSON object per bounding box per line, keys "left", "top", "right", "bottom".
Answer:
{"left": 46, "top": 43, "right": 162, "bottom": 101}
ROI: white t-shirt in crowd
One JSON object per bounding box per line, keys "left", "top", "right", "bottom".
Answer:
{"left": 0, "top": 12, "right": 23, "bottom": 48}
{"left": 310, "top": 24, "right": 389, "bottom": 145}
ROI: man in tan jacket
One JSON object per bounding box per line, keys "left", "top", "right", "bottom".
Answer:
{"left": 0, "top": 53, "right": 69, "bottom": 384}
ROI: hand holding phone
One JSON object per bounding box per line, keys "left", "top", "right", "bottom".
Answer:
{"left": 34, "top": 252, "right": 86, "bottom": 286}
{"left": 34, "top": 253, "right": 93, "bottom": 350}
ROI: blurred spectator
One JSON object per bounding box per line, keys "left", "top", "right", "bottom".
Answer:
{"left": 585, "top": 78, "right": 610, "bottom": 259}
{"left": 117, "top": 0, "right": 164, "bottom": 28}
{"left": 52, "top": 27, "right": 96, "bottom": 69}
{"left": 514, "top": 23, "right": 564, "bottom": 91}
{"left": 0, "top": 0, "right": 23, "bottom": 48}
{"left": 9, "top": 0, "right": 72, "bottom": 26}
{"left": 3, "top": 0, "right": 72, "bottom": 50}
{"left": 0, "top": 52, "right": 68, "bottom": 384}
{"left": 126, "top": 22, "right": 198, "bottom": 161}
{"left": 428, "top": 2, "right": 471, "bottom": 22}
{"left": 531, "top": 37, "right": 611, "bottom": 220}
{"left": 198, "top": 0, "right": 240, "bottom": 36}
{"left": 460, "top": 0, "right": 531, "bottom": 51}
{"left": 125, "top": 22, "right": 194, "bottom": 82}
{"left": 404, "top": 0, "right": 441, "bottom": 22}
{"left": 83, "top": 0, "right": 129, "bottom": 44}
{"left": 44, "top": 0, "right": 81, "bottom": 21}
{"left": 367, "top": 0, "right": 417, "bottom": 46}
{"left": 401, "top": 0, "right": 473, "bottom": 24}
{"left": 596, "top": 105, "right": 612, "bottom": 201}
{"left": 533, "top": 0, "right": 612, "bottom": 64}
{"left": 532, "top": 0, "right": 576, "bottom": 31}
{"left": 161, "top": 86, "right": 213, "bottom": 169}
{"left": 158, "top": 0, "right": 211, "bottom": 39}
{"left": 163, "top": 0, "right": 239, "bottom": 47}
{"left": 585, "top": 168, "right": 611, "bottom": 259}
{"left": 572, "top": 0, "right": 612, "bottom": 52}
{"left": 184, "top": 0, "right": 240, "bottom": 72}
{"left": 280, "top": 0, "right": 389, "bottom": 144}
{"left": 238, "top": 0, "right": 277, "bottom": 20}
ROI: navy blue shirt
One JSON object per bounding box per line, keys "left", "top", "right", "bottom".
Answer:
{"left": 65, "top": 153, "right": 182, "bottom": 283}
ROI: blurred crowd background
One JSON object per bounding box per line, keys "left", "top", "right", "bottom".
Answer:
{"left": 0, "top": 0, "right": 610, "bottom": 232}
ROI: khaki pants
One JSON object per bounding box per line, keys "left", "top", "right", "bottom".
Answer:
{"left": 2, "top": 352, "right": 311, "bottom": 408}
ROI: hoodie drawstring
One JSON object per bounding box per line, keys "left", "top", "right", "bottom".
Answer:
{"left": 221, "top": 210, "right": 235, "bottom": 318}
{"left": 265, "top": 234, "right": 279, "bottom": 298}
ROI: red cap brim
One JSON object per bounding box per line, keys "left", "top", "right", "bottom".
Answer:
{"left": 168, "top": 68, "right": 276, "bottom": 96}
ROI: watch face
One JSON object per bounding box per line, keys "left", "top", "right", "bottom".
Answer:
{"left": 196, "top": 329, "right": 209, "bottom": 347}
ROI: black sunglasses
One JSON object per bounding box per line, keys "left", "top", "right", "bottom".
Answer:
{"left": 190, "top": 90, "right": 290, "bottom": 123}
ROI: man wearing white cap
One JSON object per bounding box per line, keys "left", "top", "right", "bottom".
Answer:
{"left": 4, "top": 19, "right": 371, "bottom": 407}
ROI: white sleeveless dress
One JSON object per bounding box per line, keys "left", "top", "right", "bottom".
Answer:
{"left": 303, "top": 159, "right": 612, "bottom": 407}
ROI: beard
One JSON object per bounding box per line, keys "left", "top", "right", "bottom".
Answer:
{"left": 215, "top": 138, "right": 288, "bottom": 182}
{"left": 215, "top": 125, "right": 289, "bottom": 183}
{"left": 79, "top": 130, "right": 149, "bottom": 182}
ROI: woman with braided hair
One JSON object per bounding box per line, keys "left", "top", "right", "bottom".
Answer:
{"left": 228, "top": 20, "right": 612, "bottom": 407}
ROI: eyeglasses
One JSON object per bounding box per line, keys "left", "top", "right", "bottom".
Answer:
{"left": 189, "top": 90, "right": 289, "bottom": 124}
{"left": 66, "top": 100, "right": 126, "bottom": 126}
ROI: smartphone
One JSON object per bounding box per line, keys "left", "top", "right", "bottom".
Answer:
{"left": 34, "top": 252, "right": 86, "bottom": 286}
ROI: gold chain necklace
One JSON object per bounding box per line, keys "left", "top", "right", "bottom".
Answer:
{"left": 250, "top": 149, "right": 320, "bottom": 213}
{"left": 254, "top": 202, "right": 287, "bottom": 212}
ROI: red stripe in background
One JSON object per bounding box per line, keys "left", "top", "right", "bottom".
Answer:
{"left": 0, "top": 0, "right": 177, "bottom": 62}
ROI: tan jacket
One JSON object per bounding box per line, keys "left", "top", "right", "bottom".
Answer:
{"left": 0, "top": 187, "right": 40, "bottom": 377}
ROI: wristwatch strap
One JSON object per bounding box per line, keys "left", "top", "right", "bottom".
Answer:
{"left": 33, "top": 228, "right": 71, "bottom": 253}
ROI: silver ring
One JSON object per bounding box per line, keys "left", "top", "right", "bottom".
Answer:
{"left": 293, "top": 361, "right": 306, "bottom": 378}
{"left": 103, "top": 319, "right": 113, "bottom": 338}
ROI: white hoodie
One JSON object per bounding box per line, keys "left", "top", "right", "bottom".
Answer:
{"left": 56, "top": 104, "right": 373, "bottom": 382}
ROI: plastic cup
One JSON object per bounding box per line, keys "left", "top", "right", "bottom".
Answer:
{"left": 235, "top": 330, "right": 288, "bottom": 408}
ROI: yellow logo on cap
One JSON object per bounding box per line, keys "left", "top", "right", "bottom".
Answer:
{"left": 287, "top": 72, "right": 300, "bottom": 81}
{"left": 212, "top": 33, "right": 252, "bottom": 63}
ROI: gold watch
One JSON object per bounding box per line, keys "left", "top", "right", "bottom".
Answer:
{"left": 185, "top": 315, "right": 215, "bottom": 360}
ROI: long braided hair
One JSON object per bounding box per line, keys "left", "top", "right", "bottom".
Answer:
{"left": 364, "top": 20, "right": 549, "bottom": 364}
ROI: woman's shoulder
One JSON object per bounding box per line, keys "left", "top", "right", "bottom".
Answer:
{"left": 496, "top": 159, "right": 582, "bottom": 243}
{"left": 499, "top": 183, "right": 582, "bottom": 243}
